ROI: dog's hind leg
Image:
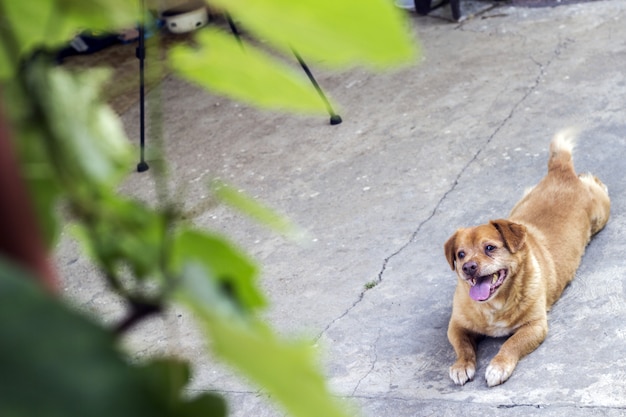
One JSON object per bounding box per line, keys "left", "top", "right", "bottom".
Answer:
{"left": 579, "top": 173, "right": 610, "bottom": 236}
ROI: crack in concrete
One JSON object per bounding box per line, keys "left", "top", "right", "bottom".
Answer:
{"left": 345, "top": 394, "right": 626, "bottom": 412}
{"left": 497, "top": 403, "right": 546, "bottom": 409}
{"left": 350, "top": 329, "right": 382, "bottom": 397}
{"left": 315, "top": 38, "right": 572, "bottom": 349}
{"left": 496, "top": 403, "right": 626, "bottom": 411}
{"left": 186, "top": 388, "right": 259, "bottom": 395}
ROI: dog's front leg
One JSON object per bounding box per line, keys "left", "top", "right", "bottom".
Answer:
{"left": 448, "top": 321, "right": 478, "bottom": 385}
{"left": 486, "top": 318, "right": 548, "bottom": 387}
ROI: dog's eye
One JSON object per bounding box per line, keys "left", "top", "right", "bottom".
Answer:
{"left": 457, "top": 251, "right": 465, "bottom": 259}
{"left": 485, "top": 245, "right": 496, "bottom": 253}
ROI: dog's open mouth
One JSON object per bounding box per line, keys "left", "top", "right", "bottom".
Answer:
{"left": 468, "top": 269, "right": 507, "bottom": 302}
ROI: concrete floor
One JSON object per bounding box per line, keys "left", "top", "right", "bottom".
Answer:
{"left": 56, "top": 1, "right": 626, "bottom": 416}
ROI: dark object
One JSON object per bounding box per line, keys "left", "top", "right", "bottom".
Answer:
{"left": 292, "top": 49, "right": 342, "bottom": 126}
{"left": 414, "top": 0, "right": 462, "bottom": 21}
{"left": 330, "top": 114, "right": 343, "bottom": 125}
{"left": 137, "top": 160, "right": 149, "bottom": 173}
{"left": 136, "top": 1, "right": 149, "bottom": 173}
{"left": 451, "top": 0, "right": 461, "bottom": 20}
{"left": 226, "top": 14, "right": 243, "bottom": 47}
{"left": 55, "top": 33, "right": 121, "bottom": 64}
{"left": 114, "top": 298, "right": 162, "bottom": 335}
{"left": 414, "top": 0, "right": 433, "bottom": 14}
{"left": 227, "top": 15, "right": 342, "bottom": 125}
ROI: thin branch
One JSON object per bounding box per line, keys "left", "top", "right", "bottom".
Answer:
{"left": 0, "top": 98, "right": 58, "bottom": 292}
{"left": 114, "top": 298, "right": 163, "bottom": 335}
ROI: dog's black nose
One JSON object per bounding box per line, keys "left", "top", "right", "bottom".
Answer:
{"left": 462, "top": 261, "right": 478, "bottom": 276}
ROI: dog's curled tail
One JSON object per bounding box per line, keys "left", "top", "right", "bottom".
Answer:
{"left": 548, "top": 128, "right": 578, "bottom": 174}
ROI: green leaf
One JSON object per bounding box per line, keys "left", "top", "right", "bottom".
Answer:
{"left": 176, "top": 265, "right": 351, "bottom": 417}
{"left": 137, "top": 359, "right": 227, "bottom": 417}
{"left": 177, "top": 393, "right": 228, "bottom": 417}
{"left": 208, "top": 0, "right": 418, "bottom": 69}
{"left": 207, "top": 320, "right": 351, "bottom": 417}
{"left": 0, "top": 38, "right": 11, "bottom": 80}
{"left": 0, "top": 256, "right": 162, "bottom": 417}
{"left": 71, "top": 195, "right": 167, "bottom": 281}
{"left": 169, "top": 28, "right": 330, "bottom": 114}
{"left": 27, "top": 173, "right": 62, "bottom": 246}
{"left": 0, "top": 255, "right": 227, "bottom": 417}
{"left": 8, "top": 123, "right": 63, "bottom": 247}
{"left": 211, "top": 180, "right": 303, "bottom": 239}
{"left": 0, "top": 0, "right": 138, "bottom": 79}
{"left": 172, "top": 229, "right": 265, "bottom": 311}
{"left": 14, "top": 61, "right": 132, "bottom": 191}
{"left": 28, "top": 64, "right": 133, "bottom": 187}
{"left": 54, "top": 0, "right": 139, "bottom": 31}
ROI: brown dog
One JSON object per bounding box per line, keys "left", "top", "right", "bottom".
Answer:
{"left": 443, "top": 130, "right": 610, "bottom": 387}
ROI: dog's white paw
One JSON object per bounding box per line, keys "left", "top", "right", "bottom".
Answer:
{"left": 485, "top": 361, "right": 514, "bottom": 387}
{"left": 449, "top": 363, "right": 475, "bottom": 386}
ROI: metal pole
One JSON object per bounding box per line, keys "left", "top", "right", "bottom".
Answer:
{"left": 292, "top": 49, "right": 342, "bottom": 125}
{"left": 226, "top": 14, "right": 243, "bottom": 48}
{"left": 136, "top": 0, "right": 149, "bottom": 172}
{"left": 226, "top": 15, "right": 341, "bottom": 125}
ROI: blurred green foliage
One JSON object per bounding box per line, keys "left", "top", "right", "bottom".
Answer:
{"left": 0, "top": 0, "right": 417, "bottom": 416}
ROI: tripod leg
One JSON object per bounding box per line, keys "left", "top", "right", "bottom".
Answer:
{"left": 450, "top": 0, "right": 461, "bottom": 21}
{"left": 414, "top": 0, "right": 432, "bottom": 15}
{"left": 292, "top": 50, "right": 342, "bottom": 125}
{"left": 226, "top": 14, "right": 243, "bottom": 47}
{"left": 226, "top": 15, "right": 341, "bottom": 125}
{"left": 136, "top": 0, "right": 149, "bottom": 172}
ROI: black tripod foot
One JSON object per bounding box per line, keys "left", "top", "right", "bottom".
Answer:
{"left": 330, "top": 114, "right": 342, "bottom": 125}
{"left": 414, "top": 0, "right": 432, "bottom": 15}
{"left": 137, "top": 161, "right": 150, "bottom": 172}
{"left": 450, "top": 0, "right": 461, "bottom": 21}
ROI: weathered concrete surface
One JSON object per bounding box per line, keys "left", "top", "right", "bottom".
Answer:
{"left": 55, "top": 1, "right": 626, "bottom": 416}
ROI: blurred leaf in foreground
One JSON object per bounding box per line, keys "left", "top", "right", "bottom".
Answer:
{"left": 208, "top": 0, "right": 418, "bottom": 69}
{"left": 169, "top": 28, "right": 331, "bottom": 114}
{"left": 0, "top": 0, "right": 137, "bottom": 79}
{"left": 211, "top": 180, "right": 304, "bottom": 240}
{"left": 0, "top": 256, "right": 223, "bottom": 417}
{"left": 71, "top": 196, "right": 167, "bottom": 283}
{"left": 172, "top": 228, "right": 265, "bottom": 312}
{"left": 8, "top": 61, "right": 133, "bottom": 249}
{"left": 27, "top": 64, "right": 132, "bottom": 187}
{"left": 176, "top": 263, "right": 351, "bottom": 417}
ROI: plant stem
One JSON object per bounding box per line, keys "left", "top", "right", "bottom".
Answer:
{"left": 0, "top": 99, "right": 58, "bottom": 291}
{"left": 114, "top": 298, "right": 163, "bottom": 335}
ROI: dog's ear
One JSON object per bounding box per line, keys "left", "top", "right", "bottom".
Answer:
{"left": 443, "top": 231, "right": 459, "bottom": 270}
{"left": 490, "top": 219, "right": 527, "bottom": 253}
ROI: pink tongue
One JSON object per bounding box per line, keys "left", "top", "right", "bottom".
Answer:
{"left": 470, "top": 278, "right": 491, "bottom": 301}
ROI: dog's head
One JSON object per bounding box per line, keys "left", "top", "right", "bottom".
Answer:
{"left": 444, "top": 219, "right": 527, "bottom": 303}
